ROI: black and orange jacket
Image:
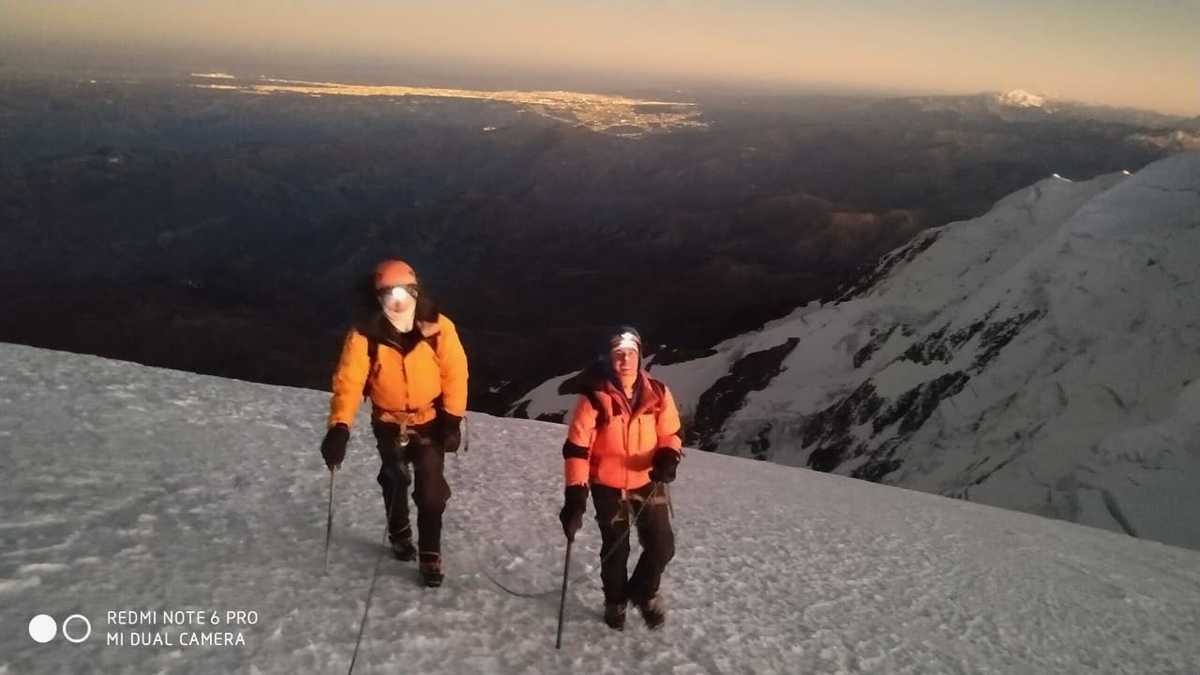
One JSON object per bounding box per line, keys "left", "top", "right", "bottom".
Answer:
{"left": 327, "top": 309, "right": 468, "bottom": 429}
{"left": 563, "top": 367, "right": 683, "bottom": 490}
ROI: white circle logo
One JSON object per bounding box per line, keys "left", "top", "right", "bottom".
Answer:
{"left": 62, "top": 614, "right": 92, "bottom": 644}
{"left": 28, "top": 614, "right": 57, "bottom": 643}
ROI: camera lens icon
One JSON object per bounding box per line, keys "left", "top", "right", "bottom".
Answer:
{"left": 28, "top": 615, "right": 56, "bottom": 643}
{"left": 28, "top": 614, "right": 91, "bottom": 644}
{"left": 63, "top": 615, "right": 92, "bottom": 643}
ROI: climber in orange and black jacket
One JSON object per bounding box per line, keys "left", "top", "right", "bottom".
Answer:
{"left": 319, "top": 259, "right": 469, "bottom": 588}
{"left": 558, "top": 326, "right": 683, "bottom": 631}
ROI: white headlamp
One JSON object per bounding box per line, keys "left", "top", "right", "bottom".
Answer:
{"left": 383, "top": 286, "right": 411, "bottom": 304}
{"left": 613, "top": 332, "right": 640, "bottom": 352}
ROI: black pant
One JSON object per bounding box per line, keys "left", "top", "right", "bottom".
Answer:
{"left": 591, "top": 482, "right": 675, "bottom": 605}
{"left": 373, "top": 421, "right": 450, "bottom": 554}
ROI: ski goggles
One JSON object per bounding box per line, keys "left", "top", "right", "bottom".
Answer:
{"left": 375, "top": 284, "right": 420, "bottom": 304}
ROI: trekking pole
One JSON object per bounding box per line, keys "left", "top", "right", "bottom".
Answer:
{"left": 664, "top": 482, "right": 674, "bottom": 521}
{"left": 324, "top": 467, "right": 337, "bottom": 573}
{"left": 555, "top": 538, "right": 574, "bottom": 649}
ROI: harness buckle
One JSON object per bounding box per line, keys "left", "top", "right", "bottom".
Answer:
{"left": 397, "top": 418, "right": 411, "bottom": 447}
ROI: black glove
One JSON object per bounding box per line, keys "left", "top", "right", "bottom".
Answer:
{"left": 649, "top": 447, "right": 680, "bottom": 484}
{"left": 321, "top": 423, "right": 350, "bottom": 469}
{"left": 439, "top": 411, "right": 463, "bottom": 453}
{"left": 559, "top": 485, "right": 588, "bottom": 542}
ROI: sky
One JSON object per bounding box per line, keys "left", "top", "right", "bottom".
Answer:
{"left": 1, "top": 0, "right": 1197, "bottom": 114}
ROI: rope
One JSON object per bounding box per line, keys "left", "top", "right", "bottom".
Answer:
{"left": 347, "top": 444, "right": 408, "bottom": 675}
{"left": 346, "top": 545, "right": 386, "bottom": 675}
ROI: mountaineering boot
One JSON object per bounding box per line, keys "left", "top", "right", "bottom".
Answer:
{"left": 636, "top": 594, "right": 666, "bottom": 630}
{"left": 389, "top": 526, "right": 416, "bottom": 561}
{"left": 390, "top": 537, "right": 416, "bottom": 562}
{"left": 604, "top": 601, "right": 626, "bottom": 631}
{"left": 419, "top": 552, "right": 444, "bottom": 588}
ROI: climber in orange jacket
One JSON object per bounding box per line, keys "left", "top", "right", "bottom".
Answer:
{"left": 320, "top": 259, "right": 468, "bottom": 587}
{"left": 558, "top": 326, "right": 683, "bottom": 630}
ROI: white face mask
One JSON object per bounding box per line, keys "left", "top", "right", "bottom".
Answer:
{"left": 383, "top": 305, "right": 416, "bottom": 333}
{"left": 377, "top": 285, "right": 417, "bottom": 333}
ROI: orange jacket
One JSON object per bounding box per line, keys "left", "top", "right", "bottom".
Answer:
{"left": 563, "top": 370, "right": 683, "bottom": 490}
{"left": 328, "top": 313, "right": 468, "bottom": 429}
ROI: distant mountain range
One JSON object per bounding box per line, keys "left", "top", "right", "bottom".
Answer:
{"left": 0, "top": 71, "right": 1185, "bottom": 415}
{"left": 879, "top": 89, "right": 1200, "bottom": 130}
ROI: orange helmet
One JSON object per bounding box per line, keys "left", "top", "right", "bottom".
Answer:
{"left": 374, "top": 259, "right": 418, "bottom": 289}
{"left": 374, "top": 259, "right": 419, "bottom": 311}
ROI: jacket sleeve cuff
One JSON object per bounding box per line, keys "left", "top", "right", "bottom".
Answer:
{"left": 564, "top": 458, "right": 590, "bottom": 486}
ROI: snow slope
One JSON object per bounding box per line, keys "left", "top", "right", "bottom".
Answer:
{"left": 512, "top": 152, "right": 1200, "bottom": 551}
{"left": 3, "top": 344, "right": 1200, "bottom": 674}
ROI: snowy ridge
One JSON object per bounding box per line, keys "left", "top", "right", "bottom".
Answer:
{"left": 1130, "top": 130, "right": 1200, "bottom": 152}
{"left": 995, "top": 89, "right": 1047, "bottom": 109}
{"left": 512, "top": 152, "right": 1200, "bottom": 550}
{"left": 2, "top": 343, "right": 1200, "bottom": 673}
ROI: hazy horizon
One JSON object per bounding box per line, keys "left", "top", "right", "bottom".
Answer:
{"left": 2, "top": 0, "right": 1197, "bottom": 116}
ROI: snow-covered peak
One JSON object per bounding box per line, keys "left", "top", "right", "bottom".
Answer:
{"left": 3, "top": 342, "right": 1200, "bottom": 672}
{"left": 996, "top": 89, "right": 1047, "bottom": 108}
{"left": 513, "top": 152, "right": 1200, "bottom": 551}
